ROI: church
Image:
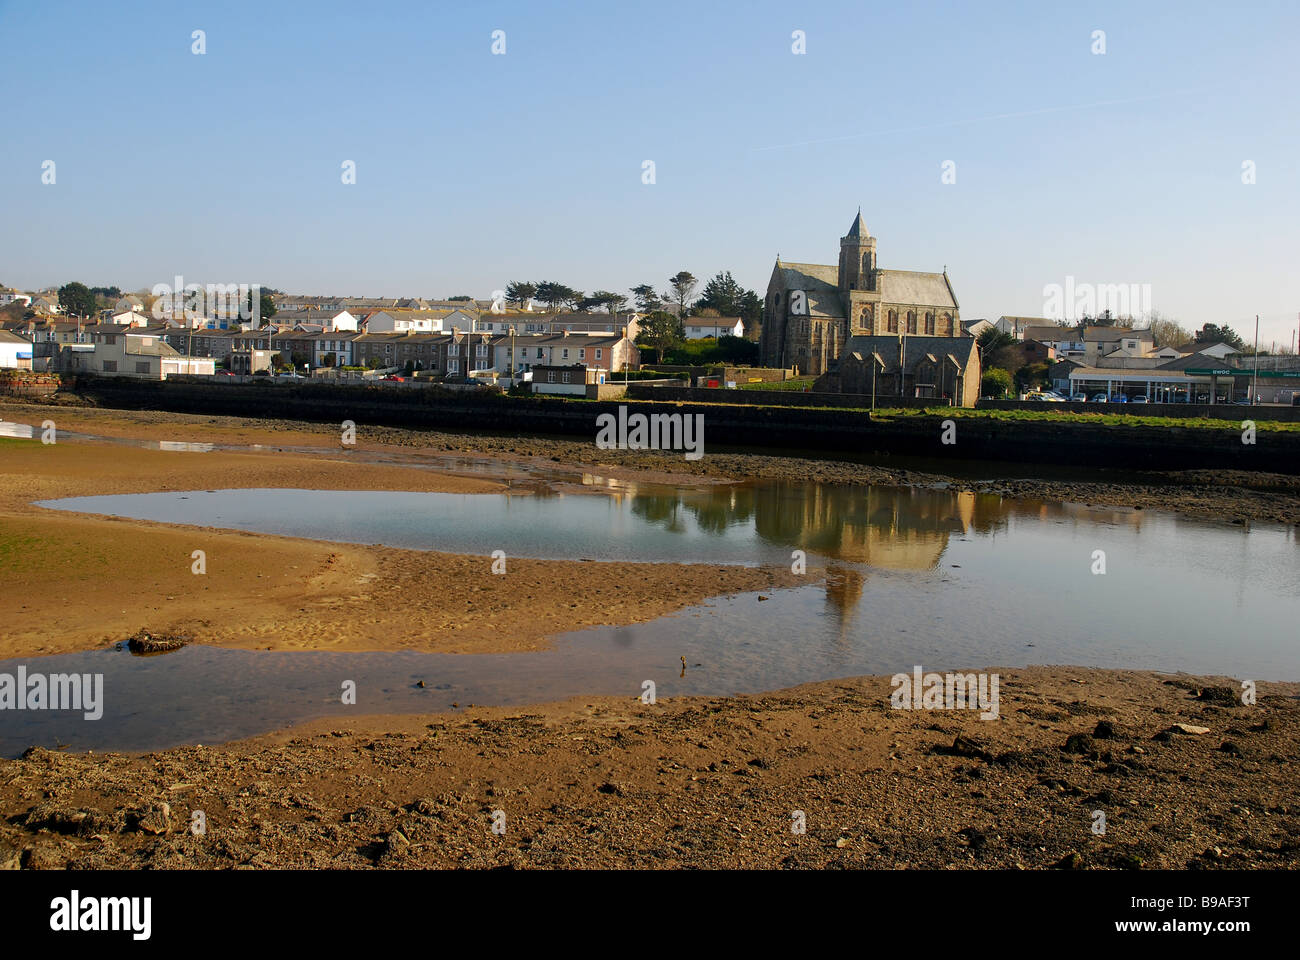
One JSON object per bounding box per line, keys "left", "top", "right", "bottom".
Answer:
{"left": 759, "top": 211, "right": 962, "bottom": 376}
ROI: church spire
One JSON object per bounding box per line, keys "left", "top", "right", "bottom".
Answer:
{"left": 846, "top": 208, "right": 869, "bottom": 239}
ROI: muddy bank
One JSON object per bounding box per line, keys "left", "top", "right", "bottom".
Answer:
{"left": 4, "top": 401, "right": 1298, "bottom": 525}
{"left": 0, "top": 439, "right": 799, "bottom": 658}
{"left": 1, "top": 668, "right": 1295, "bottom": 870}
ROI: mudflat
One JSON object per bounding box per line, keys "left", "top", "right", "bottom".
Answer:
{"left": 0, "top": 401, "right": 1297, "bottom": 870}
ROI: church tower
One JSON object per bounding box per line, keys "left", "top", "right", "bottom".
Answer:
{"left": 838, "top": 209, "right": 877, "bottom": 293}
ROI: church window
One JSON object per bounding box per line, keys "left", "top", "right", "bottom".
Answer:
{"left": 907, "top": 311, "right": 917, "bottom": 334}
{"left": 887, "top": 310, "right": 898, "bottom": 333}
{"left": 924, "top": 312, "right": 935, "bottom": 335}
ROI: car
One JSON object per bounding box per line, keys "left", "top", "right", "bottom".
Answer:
{"left": 1069, "top": 394, "right": 1088, "bottom": 402}
{"left": 380, "top": 375, "right": 406, "bottom": 382}
{"left": 1109, "top": 394, "right": 1128, "bottom": 403}
{"left": 1089, "top": 393, "right": 1108, "bottom": 403}
{"left": 1024, "top": 392, "right": 1064, "bottom": 402}
{"left": 217, "top": 370, "right": 235, "bottom": 376}
{"left": 1130, "top": 395, "right": 1149, "bottom": 403}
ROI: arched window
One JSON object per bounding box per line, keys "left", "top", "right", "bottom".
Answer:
{"left": 887, "top": 310, "right": 898, "bottom": 333}
{"left": 907, "top": 311, "right": 917, "bottom": 334}
{"left": 941, "top": 313, "right": 951, "bottom": 334}
{"left": 859, "top": 305, "right": 873, "bottom": 329}
{"left": 924, "top": 312, "right": 935, "bottom": 335}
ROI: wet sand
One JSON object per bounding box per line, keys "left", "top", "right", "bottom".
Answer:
{"left": 2, "top": 668, "right": 1296, "bottom": 869}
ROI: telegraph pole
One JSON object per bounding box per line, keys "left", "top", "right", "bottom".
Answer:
{"left": 1252, "top": 314, "right": 1260, "bottom": 404}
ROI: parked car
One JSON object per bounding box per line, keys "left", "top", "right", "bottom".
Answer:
{"left": 1089, "top": 393, "right": 1108, "bottom": 403}
{"left": 1130, "top": 395, "right": 1149, "bottom": 403}
{"left": 1109, "top": 394, "right": 1128, "bottom": 403}
{"left": 381, "top": 375, "right": 406, "bottom": 382}
{"left": 1024, "top": 392, "right": 1064, "bottom": 402}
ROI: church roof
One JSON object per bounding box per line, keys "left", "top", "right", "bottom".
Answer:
{"left": 877, "top": 270, "right": 958, "bottom": 310}
{"left": 845, "top": 209, "right": 870, "bottom": 239}
{"left": 771, "top": 261, "right": 845, "bottom": 318}
{"left": 841, "top": 334, "right": 977, "bottom": 374}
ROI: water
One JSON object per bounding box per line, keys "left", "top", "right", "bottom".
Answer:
{"left": 13, "top": 478, "right": 1300, "bottom": 755}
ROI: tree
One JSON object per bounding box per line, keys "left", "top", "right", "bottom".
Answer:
{"left": 981, "top": 367, "right": 1014, "bottom": 398}
{"left": 1144, "top": 310, "right": 1191, "bottom": 349}
{"left": 591, "top": 290, "right": 628, "bottom": 314}
{"left": 0, "top": 301, "right": 28, "bottom": 322}
{"left": 737, "top": 289, "right": 763, "bottom": 337}
{"left": 977, "top": 328, "right": 1016, "bottom": 355}
{"left": 1015, "top": 362, "right": 1050, "bottom": 391}
{"left": 1194, "top": 323, "right": 1246, "bottom": 351}
{"left": 57, "top": 282, "right": 97, "bottom": 318}
{"left": 695, "top": 271, "right": 744, "bottom": 316}
{"left": 630, "top": 284, "right": 662, "bottom": 313}
{"left": 665, "top": 271, "right": 698, "bottom": 323}
{"left": 639, "top": 310, "right": 681, "bottom": 364}
{"left": 535, "top": 281, "right": 579, "bottom": 313}
{"left": 244, "top": 288, "right": 276, "bottom": 323}
{"left": 505, "top": 281, "right": 537, "bottom": 311}
{"left": 447, "top": 295, "right": 473, "bottom": 301}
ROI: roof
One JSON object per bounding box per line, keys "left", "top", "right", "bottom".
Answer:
{"left": 845, "top": 209, "right": 870, "bottom": 239}
{"left": 0, "top": 330, "right": 29, "bottom": 344}
{"left": 1082, "top": 326, "right": 1151, "bottom": 341}
{"left": 878, "top": 270, "right": 957, "bottom": 309}
{"left": 771, "top": 261, "right": 845, "bottom": 318}
{"left": 1024, "top": 325, "right": 1075, "bottom": 342}
{"left": 841, "top": 334, "right": 977, "bottom": 373}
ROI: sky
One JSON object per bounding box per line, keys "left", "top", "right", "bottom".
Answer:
{"left": 2, "top": 0, "right": 1298, "bottom": 347}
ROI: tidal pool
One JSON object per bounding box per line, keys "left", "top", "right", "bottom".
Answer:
{"left": 15, "top": 481, "right": 1300, "bottom": 755}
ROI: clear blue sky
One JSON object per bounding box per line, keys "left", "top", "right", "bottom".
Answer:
{"left": 2, "top": 0, "right": 1297, "bottom": 346}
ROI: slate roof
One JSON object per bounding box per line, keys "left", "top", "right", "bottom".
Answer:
{"left": 841, "top": 334, "right": 977, "bottom": 374}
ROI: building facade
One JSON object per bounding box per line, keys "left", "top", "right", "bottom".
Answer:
{"left": 760, "top": 210, "right": 961, "bottom": 376}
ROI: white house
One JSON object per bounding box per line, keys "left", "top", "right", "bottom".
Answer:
{"left": 683, "top": 317, "right": 744, "bottom": 340}
{"left": 0, "top": 291, "right": 33, "bottom": 308}
{"left": 0, "top": 330, "right": 33, "bottom": 369}
{"left": 363, "top": 311, "right": 444, "bottom": 334}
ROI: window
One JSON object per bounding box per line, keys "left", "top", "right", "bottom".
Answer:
{"left": 561, "top": 348, "right": 569, "bottom": 359}
{"left": 547, "top": 371, "right": 556, "bottom": 382}
{"left": 562, "top": 371, "right": 571, "bottom": 383}
{"left": 887, "top": 311, "right": 898, "bottom": 333}
{"left": 595, "top": 349, "right": 602, "bottom": 360}
{"left": 476, "top": 359, "right": 489, "bottom": 370}
{"left": 924, "top": 313, "right": 935, "bottom": 335}
{"left": 578, "top": 348, "right": 585, "bottom": 359}
{"left": 449, "top": 343, "right": 459, "bottom": 356}
{"left": 907, "top": 311, "right": 917, "bottom": 334}
{"left": 102, "top": 360, "right": 117, "bottom": 372}
{"left": 135, "top": 361, "right": 150, "bottom": 374}
{"left": 448, "top": 359, "right": 460, "bottom": 373}
{"left": 476, "top": 343, "right": 487, "bottom": 357}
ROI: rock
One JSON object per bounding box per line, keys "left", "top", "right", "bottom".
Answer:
{"left": 1092, "top": 720, "right": 1116, "bottom": 739}
{"left": 0, "top": 841, "right": 21, "bottom": 871}
{"left": 131, "top": 803, "right": 171, "bottom": 835}
{"left": 1063, "top": 733, "right": 1094, "bottom": 754}
{"left": 1195, "top": 686, "right": 1238, "bottom": 705}
{"left": 1052, "top": 851, "right": 1080, "bottom": 869}
{"left": 1218, "top": 741, "right": 1242, "bottom": 756}
{"left": 126, "top": 630, "right": 188, "bottom": 655}
{"left": 1168, "top": 724, "right": 1211, "bottom": 735}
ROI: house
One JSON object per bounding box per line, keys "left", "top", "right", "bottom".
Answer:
{"left": 60, "top": 327, "right": 214, "bottom": 378}
{"left": 499, "top": 332, "right": 638, "bottom": 378}
{"left": 1171, "top": 340, "right": 1240, "bottom": 361}
{"left": 831, "top": 335, "right": 981, "bottom": 406}
{"left": 113, "top": 296, "right": 144, "bottom": 315}
{"left": 0, "top": 330, "right": 33, "bottom": 369}
{"left": 683, "top": 317, "right": 744, "bottom": 340}
{"left": 995, "top": 316, "right": 1051, "bottom": 339}
{"left": 0, "top": 290, "right": 33, "bottom": 308}
{"left": 1082, "top": 327, "right": 1154, "bottom": 364}
{"left": 531, "top": 364, "right": 600, "bottom": 396}
{"left": 962, "top": 318, "right": 995, "bottom": 338}
{"left": 362, "top": 310, "right": 447, "bottom": 334}
{"left": 30, "top": 296, "right": 61, "bottom": 316}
